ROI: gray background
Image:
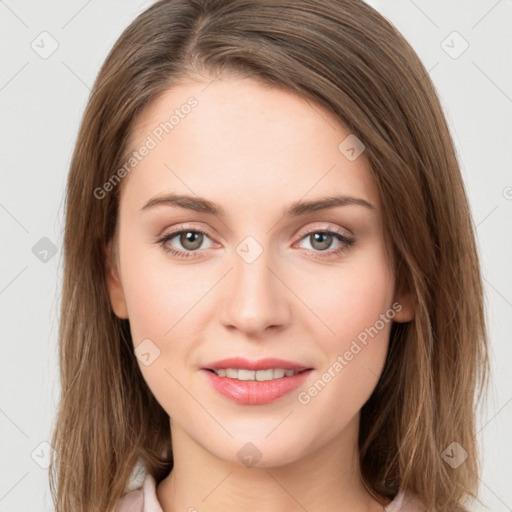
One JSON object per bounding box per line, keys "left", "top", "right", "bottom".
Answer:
{"left": 1, "top": 1, "right": 511, "bottom": 510}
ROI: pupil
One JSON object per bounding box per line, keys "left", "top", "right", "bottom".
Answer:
{"left": 182, "top": 231, "right": 202, "bottom": 250}
{"left": 312, "top": 232, "right": 331, "bottom": 250}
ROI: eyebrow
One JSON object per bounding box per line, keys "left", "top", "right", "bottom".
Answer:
{"left": 140, "top": 193, "right": 375, "bottom": 217}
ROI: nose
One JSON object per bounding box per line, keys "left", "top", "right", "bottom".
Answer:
{"left": 219, "top": 243, "right": 291, "bottom": 337}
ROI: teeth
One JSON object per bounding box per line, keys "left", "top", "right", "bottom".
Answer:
{"left": 213, "top": 368, "right": 301, "bottom": 380}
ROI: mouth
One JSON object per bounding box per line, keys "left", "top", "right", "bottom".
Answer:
{"left": 200, "top": 357, "right": 314, "bottom": 405}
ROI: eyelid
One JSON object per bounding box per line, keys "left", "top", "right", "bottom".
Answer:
{"left": 293, "top": 222, "right": 353, "bottom": 241}
{"left": 159, "top": 223, "right": 218, "bottom": 242}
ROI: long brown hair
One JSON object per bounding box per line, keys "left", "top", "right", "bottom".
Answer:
{"left": 50, "top": 1, "right": 489, "bottom": 510}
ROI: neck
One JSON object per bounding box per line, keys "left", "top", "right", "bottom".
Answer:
{"left": 156, "top": 414, "right": 388, "bottom": 512}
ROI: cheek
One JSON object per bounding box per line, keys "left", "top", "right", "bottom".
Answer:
{"left": 118, "top": 237, "right": 212, "bottom": 407}
{"left": 297, "top": 249, "right": 395, "bottom": 342}
{"left": 295, "top": 250, "right": 395, "bottom": 412}
{"left": 119, "top": 230, "right": 209, "bottom": 344}
{"left": 120, "top": 256, "right": 199, "bottom": 415}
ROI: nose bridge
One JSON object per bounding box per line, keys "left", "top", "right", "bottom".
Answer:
{"left": 219, "top": 234, "right": 290, "bottom": 335}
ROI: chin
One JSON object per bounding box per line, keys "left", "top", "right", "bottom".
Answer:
{"left": 206, "top": 435, "right": 310, "bottom": 470}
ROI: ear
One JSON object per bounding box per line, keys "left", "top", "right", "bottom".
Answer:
{"left": 392, "top": 280, "right": 415, "bottom": 323}
{"left": 105, "top": 240, "right": 129, "bottom": 319}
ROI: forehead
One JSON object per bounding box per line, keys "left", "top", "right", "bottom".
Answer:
{"left": 120, "top": 77, "right": 379, "bottom": 214}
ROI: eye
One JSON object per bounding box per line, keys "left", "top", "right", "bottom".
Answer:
{"left": 157, "top": 227, "right": 215, "bottom": 259}
{"left": 294, "top": 229, "right": 354, "bottom": 259}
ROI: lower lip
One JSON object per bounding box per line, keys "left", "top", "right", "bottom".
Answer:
{"left": 201, "top": 369, "right": 313, "bottom": 405}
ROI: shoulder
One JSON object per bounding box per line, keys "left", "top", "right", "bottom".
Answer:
{"left": 115, "top": 473, "right": 164, "bottom": 512}
{"left": 385, "top": 489, "right": 426, "bottom": 512}
{"left": 115, "top": 487, "right": 144, "bottom": 512}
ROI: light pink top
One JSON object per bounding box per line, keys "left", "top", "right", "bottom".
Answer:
{"left": 115, "top": 473, "right": 425, "bottom": 511}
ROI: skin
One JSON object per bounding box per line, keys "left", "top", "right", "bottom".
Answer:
{"left": 106, "top": 75, "right": 414, "bottom": 512}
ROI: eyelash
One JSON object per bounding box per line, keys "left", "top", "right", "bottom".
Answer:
{"left": 157, "top": 225, "right": 354, "bottom": 261}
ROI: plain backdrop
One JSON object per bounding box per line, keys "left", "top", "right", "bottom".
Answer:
{"left": 1, "top": 1, "right": 511, "bottom": 510}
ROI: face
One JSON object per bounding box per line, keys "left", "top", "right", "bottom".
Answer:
{"left": 106, "top": 76, "right": 413, "bottom": 468}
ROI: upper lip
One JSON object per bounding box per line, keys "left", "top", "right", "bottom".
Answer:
{"left": 203, "top": 357, "right": 311, "bottom": 372}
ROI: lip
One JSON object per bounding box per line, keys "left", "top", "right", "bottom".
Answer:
{"left": 202, "top": 357, "right": 311, "bottom": 372}
{"left": 202, "top": 368, "right": 313, "bottom": 405}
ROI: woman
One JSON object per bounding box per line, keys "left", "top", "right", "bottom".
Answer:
{"left": 50, "top": 1, "right": 489, "bottom": 511}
